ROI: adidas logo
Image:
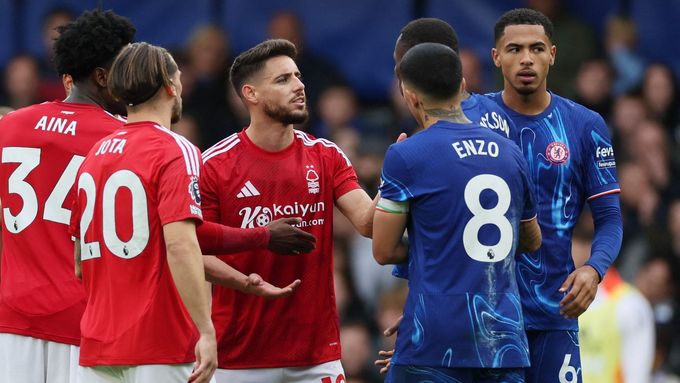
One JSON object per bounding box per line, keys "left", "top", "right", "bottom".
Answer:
{"left": 237, "top": 181, "right": 260, "bottom": 198}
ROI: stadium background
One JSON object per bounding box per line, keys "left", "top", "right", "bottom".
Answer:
{"left": 1, "top": 0, "right": 680, "bottom": 381}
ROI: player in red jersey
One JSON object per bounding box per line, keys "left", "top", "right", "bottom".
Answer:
{"left": 201, "top": 39, "right": 378, "bottom": 383}
{"left": 70, "top": 42, "right": 217, "bottom": 383}
{"left": 0, "top": 10, "right": 135, "bottom": 383}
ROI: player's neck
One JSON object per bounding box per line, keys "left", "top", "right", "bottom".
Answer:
{"left": 126, "top": 109, "right": 171, "bottom": 129}
{"left": 64, "top": 84, "right": 106, "bottom": 109}
{"left": 420, "top": 102, "right": 471, "bottom": 129}
{"left": 501, "top": 84, "right": 551, "bottom": 116}
{"left": 245, "top": 119, "right": 295, "bottom": 152}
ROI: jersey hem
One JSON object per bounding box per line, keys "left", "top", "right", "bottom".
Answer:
{"left": 0, "top": 326, "right": 80, "bottom": 346}
{"left": 218, "top": 354, "right": 340, "bottom": 369}
{"left": 79, "top": 357, "right": 195, "bottom": 366}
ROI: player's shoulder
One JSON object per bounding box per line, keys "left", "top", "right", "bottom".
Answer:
{"left": 294, "top": 129, "right": 352, "bottom": 164}
{"left": 552, "top": 93, "right": 605, "bottom": 125}
{"left": 201, "top": 132, "right": 243, "bottom": 166}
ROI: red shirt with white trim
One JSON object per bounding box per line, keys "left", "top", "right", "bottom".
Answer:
{"left": 69, "top": 122, "right": 203, "bottom": 366}
{"left": 0, "top": 101, "right": 123, "bottom": 345}
{"left": 201, "top": 129, "right": 360, "bottom": 368}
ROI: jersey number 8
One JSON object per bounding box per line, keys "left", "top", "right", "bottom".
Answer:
{"left": 463, "top": 174, "right": 513, "bottom": 263}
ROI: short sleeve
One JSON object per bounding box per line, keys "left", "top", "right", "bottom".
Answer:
{"left": 157, "top": 152, "right": 204, "bottom": 226}
{"left": 583, "top": 113, "right": 620, "bottom": 200}
{"left": 379, "top": 145, "right": 413, "bottom": 203}
{"left": 331, "top": 146, "right": 361, "bottom": 201}
{"left": 199, "top": 159, "right": 221, "bottom": 223}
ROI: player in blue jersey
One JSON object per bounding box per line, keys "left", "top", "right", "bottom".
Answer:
{"left": 372, "top": 42, "right": 542, "bottom": 383}
{"left": 390, "top": 17, "right": 518, "bottom": 282}
{"left": 487, "top": 9, "right": 624, "bottom": 383}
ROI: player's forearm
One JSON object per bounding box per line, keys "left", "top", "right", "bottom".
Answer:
{"left": 203, "top": 255, "right": 249, "bottom": 292}
{"left": 586, "top": 194, "right": 623, "bottom": 280}
{"left": 374, "top": 240, "right": 409, "bottom": 265}
{"left": 165, "top": 225, "right": 214, "bottom": 336}
{"left": 518, "top": 218, "right": 541, "bottom": 253}
{"left": 196, "top": 221, "right": 269, "bottom": 254}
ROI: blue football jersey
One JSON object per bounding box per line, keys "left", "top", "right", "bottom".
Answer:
{"left": 392, "top": 93, "right": 517, "bottom": 279}
{"left": 380, "top": 120, "right": 535, "bottom": 368}
{"left": 486, "top": 92, "right": 620, "bottom": 331}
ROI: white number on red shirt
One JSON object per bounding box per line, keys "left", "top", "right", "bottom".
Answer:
{"left": 79, "top": 170, "right": 150, "bottom": 260}
{"left": 2, "top": 146, "right": 84, "bottom": 233}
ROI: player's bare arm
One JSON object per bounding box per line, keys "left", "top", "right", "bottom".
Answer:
{"left": 372, "top": 206, "right": 409, "bottom": 265}
{"left": 336, "top": 189, "right": 377, "bottom": 238}
{"left": 203, "top": 255, "right": 301, "bottom": 299}
{"left": 163, "top": 220, "right": 217, "bottom": 383}
{"left": 518, "top": 217, "right": 541, "bottom": 252}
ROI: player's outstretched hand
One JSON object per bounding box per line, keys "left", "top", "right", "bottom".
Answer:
{"left": 375, "top": 349, "right": 394, "bottom": 375}
{"left": 267, "top": 217, "right": 316, "bottom": 255}
{"left": 244, "top": 273, "right": 301, "bottom": 299}
{"left": 188, "top": 333, "right": 217, "bottom": 383}
{"left": 559, "top": 265, "right": 600, "bottom": 319}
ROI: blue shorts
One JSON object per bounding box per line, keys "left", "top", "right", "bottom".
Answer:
{"left": 387, "top": 365, "right": 525, "bottom": 383}
{"left": 525, "top": 330, "right": 581, "bottom": 383}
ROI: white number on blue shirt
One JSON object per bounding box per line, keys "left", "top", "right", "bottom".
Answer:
{"left": 463, "top": 174, "right": 513, "bottom": 263}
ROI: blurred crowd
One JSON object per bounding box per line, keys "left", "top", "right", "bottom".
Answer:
{"left": 1, "top": 2, "right": 680, "bottom": 383}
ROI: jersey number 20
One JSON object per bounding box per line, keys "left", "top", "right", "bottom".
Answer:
{"left": 78, "top": 170, "right": 149, "bottom": 260}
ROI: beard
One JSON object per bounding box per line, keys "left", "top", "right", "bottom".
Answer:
{"left": 171, "top": 96, "right": 182, "bottom": 124}
{"left": 264, "top": 101, "right": 308, "bottom": 125}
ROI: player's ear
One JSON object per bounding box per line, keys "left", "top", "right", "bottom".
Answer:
{"left": 403, "top": 87, "right": 419, "bottom": 109}
{"left": 164, "top": 82, "right": 176, "bottom": 97}
{"left": 491, "top": 48, "right": 501, "bottom": 68}
{"left": 242, "top": 84, "right": 258, "bottom": 104}
{"left": 549, "top": 45, "right": 556, "bottom": 66}
{"left": 460, "top": 78, "right": 467, "bottom": 95}
{"left": 93, "top": 67, "right": 108, "bottom": 88}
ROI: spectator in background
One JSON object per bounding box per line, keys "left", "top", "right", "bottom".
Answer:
{"left": 653, "top": 326, "right": 680, "bottom": 383}
{"left": 1, "top": 54, "right": 40, "bottom": 109}
{"left": 611, "top": 93, "right": 647, "bottom": 155}
{"left": 606, "top": 15, "right": 645, "bottom": 95}
{"left": 181, "top": 25, "right": 239, "bottom": 149}
{"left": 668, "top": 200, "right": 680, "bottom": 259}
{"left": 575, "top": 59, "right": 614, "bottom": 119}
{"left": 525, "top": 0, "right": 599, "bottom": 97}
{"left": 340, "top": 321, "right": 379, "bottom": 383}
{"left": 313, "top": 84, "right": 367, "bottom": 139}
{"left": 635, "top": 256, "right": 678, "bottom": 326}
{"left": 616, "top": 161, "right": 663, "bottom": 280}
{"left": 38, "top": 7, "right": 74, "bottom": 101}
{"left": 574, "top": 219, "right": 655, "bottom": 383}
{"left": 268, "top": 11, "right": 346, "bottom": 127}
{"left": 642, "top": 63, "right": 680, "bottom": 141}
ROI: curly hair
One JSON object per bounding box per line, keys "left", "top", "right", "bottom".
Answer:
{"left": 494, "top": 8, "right": 554, "bottom": 43}
{"left": 53, "top": 9, "right": 135, "bottom": 81}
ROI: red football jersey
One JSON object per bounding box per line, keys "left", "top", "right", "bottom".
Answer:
{"left": 69, "top": 122, "right": 203, "bottom": 366}
{"left": 0, "top": 101, "right": 123, "bottom": 345}
{"left": 201, "top": 129, "right": 361, "bottom": 368}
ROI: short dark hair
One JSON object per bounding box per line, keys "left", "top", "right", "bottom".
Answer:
{"left": 108, "top": 42, "right": 178, "bottom": 107}
{"left": 397, "top": 18, "right": 459, "bottom": 55}
{"left": 229, "top": 39, "right": 297, "bottom": 95}
{"left": 494, "top": 8, "right": 554, "bottom": 43}
{"left": 398, "top": 43, "right": 462, "bottom": 101}
{"left": 53, "top": 9, "right": 135, "bottom": 81}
